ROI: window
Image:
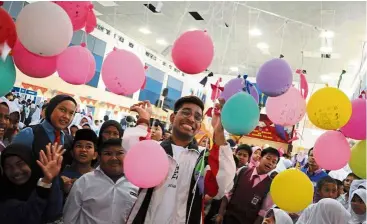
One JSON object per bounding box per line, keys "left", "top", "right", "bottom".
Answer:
{"left": 165, "top": 76, "right": 183, "bottom": 110}
{"left": 138, "top": 64, "right": 165, "bottom": 105}
{"left": 3, "top": 1, "right": 27, "bottom": 19}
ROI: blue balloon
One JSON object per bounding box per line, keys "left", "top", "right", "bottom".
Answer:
{"left": 221, "top": 92, "right": 260, "bottom": 135}
{"left": 0, "top": 56, "right": 16, "bottom": 97}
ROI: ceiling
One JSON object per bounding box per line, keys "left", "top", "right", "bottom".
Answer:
{"left": 93, "top": 1, "right": 366, "bottom": 83}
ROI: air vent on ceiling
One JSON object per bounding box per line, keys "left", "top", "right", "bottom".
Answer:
{"left": 189, "top": 12, "right": 204, "bottom": 20}
{"left": 143, "top": 4, "right": 161, "bottom": 13}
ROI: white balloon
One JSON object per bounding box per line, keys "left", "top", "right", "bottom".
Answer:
{"left": 16, "top": 2, "right": 73, "bottom": 56}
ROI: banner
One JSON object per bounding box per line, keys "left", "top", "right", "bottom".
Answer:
{"left": 245, "top": 114, "right": 294, "bottom": 144}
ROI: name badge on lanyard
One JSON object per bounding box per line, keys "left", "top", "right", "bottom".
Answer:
{"left": 251, "top": 194, "right": 262, "bottom": 206}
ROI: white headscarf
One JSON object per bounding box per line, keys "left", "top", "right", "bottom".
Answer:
{"left": 296, "top": 198, "right": 351, "bottom": 224}
{"left": 348, "top": 189, "right": 367, "bottom": 224}
{"left": 268, "top": 208, "right": 293, "bottom": 224}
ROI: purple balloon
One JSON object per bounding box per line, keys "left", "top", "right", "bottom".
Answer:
{"left": 220, "top": 78, "right": 245, "bottom": 101}
{"left": 256, "top": 58, "right": 293, "bottom": 97}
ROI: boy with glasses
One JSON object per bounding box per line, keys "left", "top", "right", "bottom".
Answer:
{"left": 123, "top": 96, "right": 236, "bottom": 224}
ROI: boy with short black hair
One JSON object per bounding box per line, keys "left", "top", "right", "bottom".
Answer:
{"left": 63, "top": 138, "right": 138, "bottom": 224}
{"left": 60, "top": 129, "right": 98, "bottom": 196}
{"left": 218, "top": 147, "right": 280, "bottom": 224}
{"left": 235, "top": 144, "right": 253, "bottom": 168}
{"left": 315, "top": 176, "right": 338, "bottom": 202}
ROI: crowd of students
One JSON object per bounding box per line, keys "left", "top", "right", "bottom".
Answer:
{"left": 0, "top": 93, "right": 365, "bottom": 224}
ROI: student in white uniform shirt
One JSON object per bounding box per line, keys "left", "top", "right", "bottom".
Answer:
{"left": 63, "top": 138, "right": 138, "bottom": 224}
{"left": 123, "top": 96, "right": 236, "bottom": 224}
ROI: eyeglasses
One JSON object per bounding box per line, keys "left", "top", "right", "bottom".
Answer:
{"left": 176, "top": 108, "right": 203, "bottom": 123}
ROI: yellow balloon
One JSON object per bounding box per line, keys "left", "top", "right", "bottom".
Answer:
{"left": 349, "top": 140, "right": 366, "bottom": 179}
{"left": 270, "top": 169, "right": 314, "bottom": 213}
{"left": 307, "top": 87, "right": 352, "bottom": 130}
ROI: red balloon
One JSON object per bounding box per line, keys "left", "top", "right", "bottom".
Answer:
{"left": 12, "top": 41, "right": 57, "bottom": 78}
{"left": 172, "top": 30, "right": 214, "bottom": 75}
{"left": 53, "top": 1, "right": 92, "bottom": 31}
{"left": 0, "top": 7, "right": 17, "bottom": 48}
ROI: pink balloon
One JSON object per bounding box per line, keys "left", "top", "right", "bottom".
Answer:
{"left": 314, "top": 131, "right": 351, "bottom": 170}
{"left": 57, "top": 45, "right": 95, "bottom": 85}
{"left": 101, "top": 48, "right": 145, "bottom": 95}
{"left": 124, "top": 140, "right": 169, "bottom": 188}
{"left": 265, "top": 87, "right": 306, "bottom": 126}
{"left": 340, "top": 99, "right": 366, "bottom": 140}
{"left": 12, "top": 41, "right": 57, "bottom": 78}
{"left": 172, "top": 30, "right": 214, "bottom": 75}
{"left": 53, "top": 1, "right": 92, "bottom": 31}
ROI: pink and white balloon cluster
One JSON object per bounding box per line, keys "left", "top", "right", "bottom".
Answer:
{"left": 13, "top": 1, "right": 97, "bottom": 85}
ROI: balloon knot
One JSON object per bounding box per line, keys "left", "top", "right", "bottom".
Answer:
{"left": 113, "top": 47, "right": 117, "bottom": 51}
{"left": 80, "top": 43, "right": 87, "bottom": 47}
{"left": 0, "top": 1, "right": 3, "bottom": 6}
{"left": 88, "top": 4, "right": 94, "bottom": 10}
{"left": 203, "top": 29, "right": 207, "bottom": 33}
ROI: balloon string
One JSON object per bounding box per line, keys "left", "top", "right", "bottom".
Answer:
{"left": 279, "top": 20, "right": 287, "bottom": 56}
{"left": 174, "top": 2, "right": 191, "bottom": 39}
{"left": 220, "top": 3, "right": 238, "bottom": 69}
{"left": 8, "top": 1, "right": 13, "bottom": 14}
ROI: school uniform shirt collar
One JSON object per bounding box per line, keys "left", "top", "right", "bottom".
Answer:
{"left": 305, "top": 167, "right": 323, "bottom": 176}
{"left": 252, "top": 167, "right": 268, "bottom": 182}
{"left": 41, "top": 119, "right": 65, "bottom": 139}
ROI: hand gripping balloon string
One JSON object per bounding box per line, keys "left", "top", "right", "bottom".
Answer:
{"left": 295, "top": 69, "right": 308, "bottom": 99}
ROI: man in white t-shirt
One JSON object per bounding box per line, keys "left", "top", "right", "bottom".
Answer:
{"left": 123, "top": 96, "right": 236, "bottom": 224}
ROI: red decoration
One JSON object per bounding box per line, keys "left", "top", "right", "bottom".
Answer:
{"left": 210, "top": 78, "right": 224, "bottom": 101}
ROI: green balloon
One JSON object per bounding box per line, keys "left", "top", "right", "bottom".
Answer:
{"left": 221, "top": 92, "right": 260, "bottom": 135}
{"left": 349, "top": 140, "right": 366, "bottom": 178}
{"left": 0, "top": 56, "right": 16, "bottom": 97}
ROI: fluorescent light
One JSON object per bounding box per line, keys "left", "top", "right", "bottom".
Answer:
{"left": 139, "top": 27, "right": 151, "bottom": 35}
{"left": 156, "top": 39, "right": 168, "bottom": 45}
{"left": 230, "top": 67, "right": 239, "bottom": 72}
{"left": 97, "top": 1, "right": 118, "bottom": 7}
{"left": 320, "top": 30, "right": 334, "bottom": 38}
{"left": 320, "top": 46, "right": 332, "bottom": 53}
{"left": 93, "top": 9, "right": 103, "bottom": 16}
{"left": 249, "top": 28, "right": 262, "bottom": 36}
{"left": 320, "top": 75, "right": 331, "bottom": 82}
{"left": 257, "top": 42, "right": 269, "bottom": 50}
{"left": 188, "top": 27, "right": 199, "bottom": 31}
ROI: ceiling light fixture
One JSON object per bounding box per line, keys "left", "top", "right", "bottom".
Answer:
{"left": 320, "top": 30, "right": 334, "bottom": 38}
{"left": 156, "top": 39, "right": 168, "bottom": 46}
{"left": 320, "top": 46, "right": 332, "bottom": 53}
{"left": 249, "top": 28, "right": 262, "bottom": 36}
{"left": 97, "top": 1, "right": 118, "bottom": 7}
{"left": 139, "top": 27, "right": 151, "bottom": 35}
{"left": 230, "top": 67, "right": 239, "bottom": 72}
{"left": 257, "top": 42, "right": 269, "bottom": 50}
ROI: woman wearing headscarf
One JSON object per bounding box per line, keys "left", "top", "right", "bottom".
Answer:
{"left": 97, "top": 120, "right": 124, "bottom": 147}
{"left": 262, "top": 208, "right": 293, "bottom": 224}
{"left": 248, "top": 146, "right": 262, "bottom": 168}
{"left": 296, "top": 198, "right": 351, "bottom": 224}
{"left": 0, "top": 144, "right": 64, "bottom": 223}
{"left": 0, "top": 98, "right": 10, "bottom": 151}
{"left": 348, "top": 188, "right": 366, "bottom": 223}
{"left": 12, "top": 95, "right": 77, "bottom": 169}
